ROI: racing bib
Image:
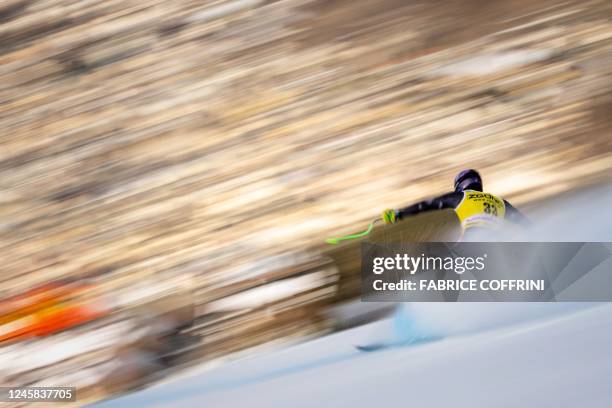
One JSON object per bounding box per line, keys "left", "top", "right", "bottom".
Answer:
{"left": 454, "top": 190, "right": 506, "bottom": 229}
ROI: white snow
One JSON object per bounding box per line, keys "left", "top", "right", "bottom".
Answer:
{"left": 0, "top": 321, "right": 134, "bottom": 377}
{"left": 201, "top": 271, "right": 337, "bottom": 313}
{"left": 93, "top": 185, "right": 612, "bottom": 407}
{"left": 93, "top": 302, "right": 612, "bottom": 408}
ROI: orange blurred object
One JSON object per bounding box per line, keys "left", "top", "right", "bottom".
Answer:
{"left": 0, "top": 281, "right": 109, "bottom": 343}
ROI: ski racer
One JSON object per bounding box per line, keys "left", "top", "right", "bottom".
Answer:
{"left": 381, "top": 169, "right": 529, "bottom": 239}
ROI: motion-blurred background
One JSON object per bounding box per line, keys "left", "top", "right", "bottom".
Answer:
{"left": 1, "top": 0, "right": 611, "bottom": 405}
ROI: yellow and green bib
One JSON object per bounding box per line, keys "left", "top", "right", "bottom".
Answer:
{"left": 455, "top": 190, "right": 506, "bottom": 230}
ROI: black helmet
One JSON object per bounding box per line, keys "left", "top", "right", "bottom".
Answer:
{"left": 454, "top": 169, "right": 482, "bottom": 192}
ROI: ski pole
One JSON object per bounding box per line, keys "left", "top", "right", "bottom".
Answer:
{"left": 325, "top": 218, "right": 381, "bottom": 244}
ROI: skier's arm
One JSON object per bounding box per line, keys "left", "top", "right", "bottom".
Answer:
{"left": 504, "top": 200, "right": 531, "bottom": 226}
{"left": 383, "top": 192, "right": 462, "bottom": 223}
{"left": 398, "top": 192, "right": 461, "bottom": 217}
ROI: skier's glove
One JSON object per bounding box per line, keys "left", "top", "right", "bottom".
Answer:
{"left": 382, "top": 209, "right": 399, "bottom": 224}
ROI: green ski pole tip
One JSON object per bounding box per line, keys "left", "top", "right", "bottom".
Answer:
{"left": 324, "top": 219, "right": 379, "bottom": 245}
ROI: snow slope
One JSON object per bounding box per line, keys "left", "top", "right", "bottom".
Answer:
{"left": 95, "top": 302, "right": 612, "bottom": 408}
{"left": 95, "top": 186, "right": 612, "bottom": 407}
